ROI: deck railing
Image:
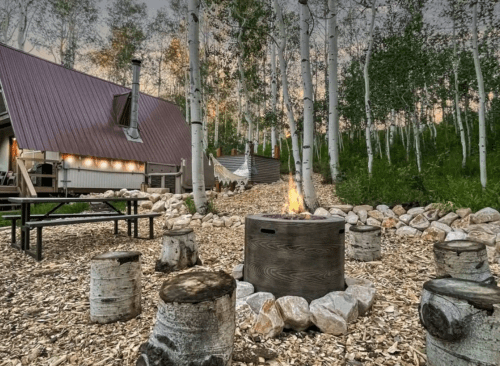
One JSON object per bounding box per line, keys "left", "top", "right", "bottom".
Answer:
{"left": 16, "top": 157, "right": 59, "bottom": 197}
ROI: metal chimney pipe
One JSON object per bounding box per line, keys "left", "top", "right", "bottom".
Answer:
{"left": 128, "top": 59, "right": 141, "bottom": 139}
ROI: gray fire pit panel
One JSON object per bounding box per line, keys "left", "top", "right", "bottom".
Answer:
{"left": 244, "top": 214, "right": 345, "bottom": 302}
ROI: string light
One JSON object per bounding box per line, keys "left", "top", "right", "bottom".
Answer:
{"left": 113, "top": 161, "right": 123, "bottom": 170}
{"left": 126, "top": 162, "right": 136, "bottom": 171}
{"left": 99, "top": 160, "right": 109, "bottom": 169}
{"left": 83, "top": 158, "right": 93, "bottom": 167}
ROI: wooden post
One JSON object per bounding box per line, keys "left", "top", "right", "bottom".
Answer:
{"left": 348, "top": 225, "right": 382, "bottom": 262}
{"left": 137, "top": 271, "right": 236, "bottom": 366}
{"left": 90, "top": 251, "right": 142, "bottom": 324}
{"left": 419, "top": 278, "right": 500, "bottom": 365}
{"left": 155, "top": 229, "right": 199, "bottom": 273}
{"left": 231, "top": 148, "right": 237, "bottom": 156}
{"left": 433, "top": 240, "right": 494, "bottom": 284}
{"left": 274, "top": 145, "right": 280, "bottom": 160}
{"left": 216, "top": 147, "right": 222, "bottom": 157}
{"left": 215, "top": 181, "right": 221, "bottom": 193}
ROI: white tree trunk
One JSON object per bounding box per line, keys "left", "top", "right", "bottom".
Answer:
{"left": 363, "top": 2, "right": 376, "bottom": 176}
{"left": 215, "top": 86, "right": 219, "bottom": 146}
{"left": 155, "top": 229, "right": 199, "bottom": 273}
{"left": 90, "top": 251, "right": 142, "bottom": 324}
{"left": 385, "top": 127, "right": 391, "bottom": 165}
{"left": 271, "top": 41, "right": 278, "bottom": 158}
{"left": 17, "top": 0, "right": 28, "bottom": 51}
{"left": 137, "top": 272, "right": 236, "bottom": 366}
{"left": 188, "top": 0, "right": 207, "bottom": 213}
{"left": 472, "top": 3, "right": 487, "bottom": 189}
{"left": 299, "top": 0, "right": 317, "bottom": 211}
{"left": 273, "top": 0, "right": 302, "bottom": 195}
{"left": 185, "top": 68, "right": 190, "bottom": 124}
{"left": 237, "top": 79, "right": 242, "bottom": 140}
{"left": 412, "top": 111, "right": 422, "bottom": 173}
{"left": 453, "top": 16, "right": 467, "bottom": 168}
{"left": 328, "top": 0, "right": 340, "bottom": 181}
{"left": 348, "top": 225, "right": 382, "bottom": 262}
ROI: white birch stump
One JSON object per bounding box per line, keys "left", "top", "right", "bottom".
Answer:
{"left": 433, "top": 240, "right": 494, "bottom": 284}
{"left": 90, "top": 251, "right": 142, "bottom": 324}
{"left": 155, "top": 229, "right": 200, "bottom": 273}
{"left": 349, "top": 225, "right": 382, "bottom": 261}
{"left": 137, "top": 271, "right": 236, "bottom": 366}
{"left": 419, "top": 278, "right": 500, "bottom": 366}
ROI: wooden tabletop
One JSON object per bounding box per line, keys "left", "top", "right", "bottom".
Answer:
{"left": 8, "top": 197, "right": 149, "bottom": 204}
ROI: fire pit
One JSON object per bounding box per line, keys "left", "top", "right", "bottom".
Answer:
{"left": 244, "top": 214, "right": 345, "bottom": 302}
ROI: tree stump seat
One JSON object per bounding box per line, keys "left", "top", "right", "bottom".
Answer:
{"left": 155, "top": 228, "right": 200, "bottom": 273}
{"left": 348, "top": 225, "right": 382, "bottom": 262}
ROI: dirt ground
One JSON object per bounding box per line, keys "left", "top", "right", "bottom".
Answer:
{"left": 1, "top": 175, "right": 497, "bottom": 366}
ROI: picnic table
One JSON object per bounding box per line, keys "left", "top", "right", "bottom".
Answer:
{"left": 7, "top": 196, "right": 161, "bottom": 261}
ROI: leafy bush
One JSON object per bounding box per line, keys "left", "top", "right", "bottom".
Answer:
{"left": 185, "top": 196, "right": 218, "bottom": 215}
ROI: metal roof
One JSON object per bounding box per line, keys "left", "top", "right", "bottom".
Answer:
{"left": 0, "top": 43, "right": 191, "bottom": 165}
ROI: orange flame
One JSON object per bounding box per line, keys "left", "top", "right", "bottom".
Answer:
{"left": 282, "top": 174, "right": 305, "bottom": 214}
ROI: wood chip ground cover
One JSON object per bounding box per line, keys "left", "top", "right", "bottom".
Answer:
{"left": 1, "top": 174, "right": 498, "bottom": 365}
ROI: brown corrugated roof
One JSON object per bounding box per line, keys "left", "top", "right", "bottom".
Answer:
{"left": 0, "top": 43, "right": 191, "bottom": 165}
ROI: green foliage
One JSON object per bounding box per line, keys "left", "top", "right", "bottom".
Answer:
{"left": 185, "top": 197, "right": 218, "bottom": 215}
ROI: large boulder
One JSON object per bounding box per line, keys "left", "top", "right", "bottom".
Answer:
{"left": 439, "top": 212, "right": 459, "bottom": 226}
{"left": 251, "top": 299, "right": 285, "bottom": 338}
{"left": 321, "top": 292, "right": 358, "bottom": 322}
{"left": 392, "top": 205, "right": 406, "bottom": 216}
{"left": 396, "top": 226, "right": 422, "bottom": 237}
{"left": 246, "top": 292, "right": 276, "bottom": 314}
{"left": 409, "top": 214, "right": 430, "bottom": 230}
{"left": 309, "top": 298, "right": 347, "bottom": 335}
{"left": 367, "top": 210, "right": 385, "bottom": 222}
{"left": 467, "top": 231, "right": 496, "bottom": 246}
{"left": 236, "top": 281, "right": 255, "bottom": 299}
{"left": 346, "top": 214, "right": 359, "bottom": 225}
{"left": 345, "top": 284, "right": 376, "bottom": 316}
{"left": 471, "top": 207, "right": 500, "bottom": 224}
{"left": 276, "top": 296, "right": 312, "bottom": 331}
{"left": 421, "top": 227, "right": 446, "bottom": 242}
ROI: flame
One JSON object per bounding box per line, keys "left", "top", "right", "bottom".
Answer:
{"left": 282, "top": 174, "right": 305, "bottom": 214}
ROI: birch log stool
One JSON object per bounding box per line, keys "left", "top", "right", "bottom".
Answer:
{"left": 419, "top": 278, "right": 500, "bottom": 366}
{"left": 433, "top": 240, "right": 495, "bottom": 284}
{"left": 348, "top": 225, "right": 382, "bottom": 261}
{"left": 155, "top": 228, "right": 200, "bottom": 273}
{"left": 90, "top": 251, "right": 142, "bottom": 324}
{"left": 137, "top": 271, "right": 237, "bottom": 366}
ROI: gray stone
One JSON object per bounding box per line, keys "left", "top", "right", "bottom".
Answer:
{"left": 376, "top": 204, "right": 390, "bottom": 212}
{"left": 392, "top": 205, "right": 406, "bottom": 216}
{"left": 471, "top": 207, "right": 500, "bottom": 224}
{"left": 346, "top": 214, "right": 359, "bottom": 225}
{"left": 382, "top": 209, "right": 397, "bottom": 218}
{"left": 314, "top": 207, "right": 331, "bottom": 217}
{"left": 353, "top": 205, "right": 374, "bottom": 214}
{"left": 330, "top": 205, "right": 353, "bottom": 214}
{"left": 309, "top": 298, "right": 347, "bottom": 335}
{"left": 173, "top": 216, "right": 191, "bottom": 229}
{"left": 357, "top": 210, "right": 368, "bottom": 224}
{"left": 118, "top": 188, "right": 128, "bottom": 197}
{"left": 232, "top": 264, "right": 244, "bottom": 280}
{"left": 423, "top": 209, "right": 439, "bottom": 222}
{"left": 246, "top": 292, "right": 276, "bottom": 314}
{"left": 345, "top": 277, "right": 375, "bottom": 289}
{"left": 439, "top": 212, "right": 460, "bottom": 226}
{"left": 430, "top": 221, "right": 452, "bottom": 234}
{"left": 399, "top": 214, "right": 413, "bottom": 225}
{"left": 366, "top": 217, "right": 381, "bottom": 227}
{"left": 276, "top": 296, "right": 312, "bottom": 331}
{"left": 251, "top": 299, "right": 284, "bottom": 338}
{"left": 149, "top": 193, "right": 161, "bottom": 203}
{"left": 410, "top": 214, "right": 430, "bottom": 230}
{"left": 456, "top": 208, "right": 472, "bottom": 218}
{"left": 213, "top": 219, "right": 225, "bottom": 227}
{"left": 396, "top": 226, "right": 422, "bottom": 237}
{"left": 422, "top": 227, "right": 446, "bottom": 242}
{"left": 201, "top": 222, "right": 213, "bottom": 229}
{"left": 189, "top": 219, "right": 201, "bottom": 227}
{"left": 345, "top": 284, "right": 376, "bottom": 316}
{"left": 464, "top": 224, "right": 500, "bottom": 235}
{"left": 329, "top": 208, "right": 347, "bottom": 217}
{"left": 223, "top": 216, "right": 233, "bottom": 227}
{"left": 451, "top": 214, "right": 473, "bottom": 229}
{"left": 152, "top": 200, "right": 166, "bottom": 212}
{"left": 147, "top": 188, "right": 169, "bottom": 194}
{"left": 192, "top": 212, "right": 203, "bottom": 220}
{"left": 236, "top": 281, "right": 255, "bottom": 299}
{"left": 425, "top": 203, "right": 439, "bottom": 211}
{"left": 395, "top": 221, "right": 405, "bottom": 229}
{"left": 445, "top": 231, "right": 468, "bottom": 241}
{"left": 407, "top": 207, "right": 425, "bottom": 216}
{"left": 322, "top": 292, "right": 358, "bottom": 322}
{"left": 367, "top": 210, "right": 385, "bottom": 222}
{"left": 202, "top": 213, "right": 213, "bottom": 223}
{"left": 467, "top": 231, "right": 496, "bottom": 246}
{"left": 140, "top": 200, "right": 153, "bottom": 210}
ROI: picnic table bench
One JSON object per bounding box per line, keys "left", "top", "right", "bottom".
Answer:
{"left": 7, "top": 196, "right": 162, "bottom": 261}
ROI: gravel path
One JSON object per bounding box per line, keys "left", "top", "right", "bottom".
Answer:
{"left": 1, "top": 175, "right": 497, "bottom": 366}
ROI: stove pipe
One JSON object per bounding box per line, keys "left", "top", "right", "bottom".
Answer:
{"left": 128, "top": 59, "right": 141, "bottom": 139}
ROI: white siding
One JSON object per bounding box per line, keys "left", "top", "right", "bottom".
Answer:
{"left": 0, "top": 126, "right": 14, "bottom": 171}
{"left": 60, "top": 169, "right": 145, "bottom": 190}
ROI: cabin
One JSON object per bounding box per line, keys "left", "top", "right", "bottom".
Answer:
{"left": 0, "top": 43, "right": 213, "bottom": 198}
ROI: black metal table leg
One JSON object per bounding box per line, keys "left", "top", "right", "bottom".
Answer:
{"left": 133, "top": 201, "right": 138, "bottom": 238}
{"left": 127, "top": 201, "right": 131, "bottom": 236}
{"left": 36, "top": 227, "right": 42, "bottom": 261}
{"left": 25, "top": 204, "right": 31, "bottom": 251}
{"left": 114, "top": 220, "right": 118, "bottom": 235}
{"left": 20, "top": 203, "right": 26, "bottom": 250}
{"left": 11, "top": 219, "right": 16, "bottom": 246}
{"left": 149, "top": 217, "right": 154, "bottom": 239}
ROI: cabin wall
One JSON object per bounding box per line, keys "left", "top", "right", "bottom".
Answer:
{"left": 0, "top": 126, "right": 13, "bottom": 171}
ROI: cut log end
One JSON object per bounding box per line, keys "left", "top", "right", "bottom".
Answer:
{"left": 159, "top": 270, "right": 236, "bottom": 304}
{"left": 92, "top": 251, "right": 141, "bottom": 265}
{"left": 349, "top": 225, "right": 381, "bottom": 233}
{"left": 434, "top": 240, "right": 486, "bottom": 254}
{"left": 163, "top": 228, "right": 194, "bottom": 237}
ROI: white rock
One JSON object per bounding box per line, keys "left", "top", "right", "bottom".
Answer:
{"left": 276, "top": 296, "right": 312, "bottom": 331}
{"left": 396, "top": 226, "right": 422, "bottom": 237}
{"left": 189, "top": 219, "right": 201, "bottom": 227}
{"left": 232, "top": 264, "right": 244, "bottom": 280}
{"left": 345, "top": 277, "right": 375, "bottom": 289}
{"left": 103, "top": 190, "right": 115, "bottom": 198}
{"left": 357, "top": 210, "right": 368, "bottom": 224}
{"left": 392, "top": 205, "right": 406, "bottom": 216}
{"left": 223, "top": 216, "right": 233, "bottom": 227}
{"left": 202, "top": 213, "right": 213, "bottom": 223}
{"left": 330, "top": 205, "right": 353, "bottom": 213}
{"left": 366, "top": 217, "right": 381, "bottom": 227}
{"left": 464, "top": 223, "right": 500, "bottom": 235}
{"left": 407, "top": 207, "right": 425, "bottom": 216}
{"left": 314, "top": 207, "right": 331, "bottom": 217}
{"left": 376, "top": 204, "right": 390, "bottom": 212}
{"left": 236, "top": 302, "right": 256, "bottom": 330}
{"left": 456, "top": 208, "right": 472, "bottom": 218}
{"left": 192, "top": 212, "right": 203, "bottom": 220}
{"left": 445, "top": 231, "right": 468, "bottom": 241}
{"left": 399, "top": 214, "right": 413, "bottom": 225}
{"left": 236, "top": 281, "right": 254, "bottom": 299}
{"left": 430, "top": 221, "right": 452, "bottom": 234}
{"left": 409, "top": 214, "right": 430, "bottom": 230}
{"left": 471, "top": 207, "right": 500, "bottom": 224}
{"left": 173, "top": 194, "right": 183, "bottom": 200}
{"left": 345, "top": 284, "right": 376, "bottom": 316}
{"left": 353, "top": 205, "right": 374, "bottom": 214}
{"left": 152, "top": 200, "right": 166, "bottom": 212}
{"left": 382, "top": 209, "right": 397, "bottom": 218}
{"left": 246, "top": 292, "right": 276, "bottom": 314}
{"left": 423, "top": 209, "right": 439, "bottom": 222}
{"left": 329, "top": 208, "right": 347, "bottom": 217}
{"left": 322, "top": 292, "right": 359, "bottom": 322}
{"left": 251, "top": 299, "right": 284, "bottom": 338}
{"left": 230, "top": 215, "right": 242, "bottom": 224}
{"left": 309, "top": 297, "right": 347, "bottom": 335}
{"left": 149, "top": 193, "right": 161, "bottom": 203}
{"left": 118, "top": 188, "right": 128, "bottom": 197}
{"left": 422, "top": 227, "right": 446, "bottom": 242}
{"left": 466, "top": 231, "right": 496, "bottom": 246}
{"left": 367, "top": 210, "right": 385, "bottom": 222}
{"left": 346, "top": 214, "right": 359, "bottom": 225}
{"left": 451, "top": 214, "right": 473, "bottom": 229}
{"left": 213, "top": 219, "right": 225, "bottom": 227}
{"left": 140, "top": 200, "right": 153, "bottom": 210}
{"left": 201, "top": 222, "right": 213, "bottom": 229}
